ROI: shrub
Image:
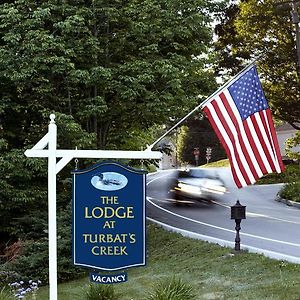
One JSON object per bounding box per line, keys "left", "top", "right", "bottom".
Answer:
{"left": 279, "top": 181, "right": 300, "bottom": 202}
{"left": 145, "top": 276, "right": 196, "bottom": 300}
{"left": 85, "top": 284, "right": 119, "bottom": 300}
{"left": 257, "top": 163, "right": 300, "bottom": 185}
{"left": 0, "top": 204, "right": 86, "bottom": 284}
{"left": 1, "top": 239, "right": 50, "bottom": 284}
{"left": 0, "top": 271, "right": 21, "bottom": 289}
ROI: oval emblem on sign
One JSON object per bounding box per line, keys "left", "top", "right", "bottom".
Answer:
{"left": 91, "top": 172, "right": 128, "bottom": 191}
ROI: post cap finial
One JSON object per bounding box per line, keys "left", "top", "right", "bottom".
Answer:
{"left": 50, "top": 114, "right": 56, "bottom": 123}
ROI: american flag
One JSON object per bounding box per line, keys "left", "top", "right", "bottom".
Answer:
{"left": 201, "top": 65, "right": 285, "bottom": 188}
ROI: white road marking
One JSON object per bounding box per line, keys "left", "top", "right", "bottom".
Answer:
{"left": 211, "top": 201, "right": 300, "bottom": 225}
{"left": 147, "top": 172, "right": 300, "bottom": 248}
{"left": 147, "top": 217, "right": 300, "bottom": 264}
{"left": 148, "top": 196, "right": 194, "bottom": 205}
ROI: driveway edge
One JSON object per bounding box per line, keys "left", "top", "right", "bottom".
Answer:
{"left": 275, "top": 194, "right": 300, "bottom": 209}
{"left": 147, "top": 217, "right": 300, "bottom": 264}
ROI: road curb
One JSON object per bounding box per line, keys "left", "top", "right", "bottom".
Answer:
{"left": 275, "top": 195, "right": 300, "bottom": 209}
{"left": 147, "top": 217, "right": 300, "bottom": 264}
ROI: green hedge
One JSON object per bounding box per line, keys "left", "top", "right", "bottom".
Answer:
{"left": 0, "top": 204, "right": 86, "bottom": 287}
{"left": 279, "top": 182, "right": 300, "bottom": 202}
{"left": 256, "top": 164, "right": 300, "bottom": 185}
{"left": 257, "top": 163, "right": 300, "bottom": 202}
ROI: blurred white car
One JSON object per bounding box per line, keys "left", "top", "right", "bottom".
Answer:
{"left": 169, "top": 168, "right": 227, "bottom": 203}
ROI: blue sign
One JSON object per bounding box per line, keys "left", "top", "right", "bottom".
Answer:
{"left": 72, "top": 162, "right": 146, "bottom": 271}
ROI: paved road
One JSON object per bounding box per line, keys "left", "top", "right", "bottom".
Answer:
{"left": 147, "top": 168, "right": 300, "bottom": 263}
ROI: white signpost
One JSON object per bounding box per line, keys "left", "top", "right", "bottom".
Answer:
{"left": 24, "top": 114, "right": 162, "bottom": 300}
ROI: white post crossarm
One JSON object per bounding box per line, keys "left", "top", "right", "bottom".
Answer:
{"left": 24, "top": 114, "right": 162, "bottom": 300}
{"left": 25, "top": 149, "right": 162, "bottom": 159}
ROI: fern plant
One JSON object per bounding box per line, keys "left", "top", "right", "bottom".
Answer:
{"left": 146, "top": 276, "right": 196, "bottom": 300}
{"left": 85, "top": 284, "right": 119, "bottom": 300}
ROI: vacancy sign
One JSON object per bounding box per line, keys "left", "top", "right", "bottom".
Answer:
{"left": 72, "top": 162, "right": 146, "bottom": 271}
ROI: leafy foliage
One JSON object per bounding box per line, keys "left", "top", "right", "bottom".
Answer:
{"left": 176, "top": 117, "right": 226, "bottom": 166}
{"left": 0, "top": 271, "right": 21, "bottom": 289}
{"left": 214, "top": 1, "right": 300, "bottom": 206}
{"left": 1, "top": 203, "right": 86, "bottom": 284}
{"left": 0, "top": 0, "right": 219, "bottom": 149}
{"left": 257, "top": 163, "right": 300, "bottom": 185}
{"left": 286, "top": 130, "right": 300, "bottom": 161}
{"left": 85, "top": 284, "right": 119, "bottom": 300}
{"left": 145, "top": 276, "right": 196, "bottom": 300}
{"left": 280, "top": 181, "right": 300, "bottom": 202}
{"left": 214, "top": 0, "right": 300, "bottom": 128}
{"left": 0, "top": 113, "right": 93, "bottom": 237}
{"left": 214, "top": 3, "right": 250, "bottom": 75}
{"left": 0, "top": 0, "right": 221, "bottom": 283}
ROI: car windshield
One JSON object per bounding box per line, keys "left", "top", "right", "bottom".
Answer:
{"left": 179, "top": 169, "right": 216, "bottom": 179}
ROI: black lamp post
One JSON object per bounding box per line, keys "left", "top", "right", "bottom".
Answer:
{"left": 231, "top": 200, "right": 246, "bottom": 251}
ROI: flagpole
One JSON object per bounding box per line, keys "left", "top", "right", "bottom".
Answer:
{"left": 198, "top": 63, "right": 255, "bottom": 109}
{"left": 147, "top": 59, "right": 260, "bottom": 151}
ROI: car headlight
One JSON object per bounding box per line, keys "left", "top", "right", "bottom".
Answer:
{"left": 202, "top": 184, "right": 227, "bottom": 194}
{"left": 175, "top": 182, "right": 202, "bottom": 194}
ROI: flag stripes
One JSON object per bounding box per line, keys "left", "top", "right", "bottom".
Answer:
{"left": 202, "top": 75, "right": 284, "bottom": 188}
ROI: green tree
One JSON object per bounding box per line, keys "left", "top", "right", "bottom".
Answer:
{"left": 286, "top": 130, "right": 300, "bottom": 160}
{"left": 0, "top": 0, "right": 222, "bottom": 281}
{"left": 214, "top": 0, "right": 300, "bottom": 129}
{"left": 177, "top": 117, "right": 226, "bottom": 166}
{"left": 0, "top": 0, "right": 220, "bottom": 149}
{"left": 214, "top": 2, "right": 251, "bottom": 75}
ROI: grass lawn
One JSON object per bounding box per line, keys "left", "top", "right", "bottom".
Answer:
{"left": 201, "top": 159, "right": 230, "bottom": 168}
{"left": 36, "top": 223, "right": 300, "bottom": 300}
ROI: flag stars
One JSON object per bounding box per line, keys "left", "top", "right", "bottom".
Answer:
{"left": 203, "top": 66, "right": 284, "bottom": 188}
{"left": 228, "top": 67, "right": 269, "bottom": 120}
